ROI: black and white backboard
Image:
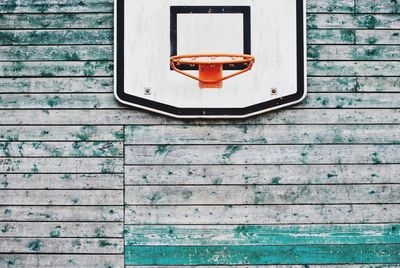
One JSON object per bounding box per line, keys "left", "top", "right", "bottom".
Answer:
{"left": 115, "top": 0, "right": 307, "bottom": 118}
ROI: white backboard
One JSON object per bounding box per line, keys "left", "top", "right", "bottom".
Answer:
{"left": 115, "top": 0, "right": 306, "bottom": 118}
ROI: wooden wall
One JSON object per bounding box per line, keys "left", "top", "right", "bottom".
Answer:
{"left": 0, "top": 0, "right": 399, "bottom": 267}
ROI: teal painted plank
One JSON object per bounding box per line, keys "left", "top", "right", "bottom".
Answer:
{"left": 125, "top": 224, "right": 400, "bottom": 246}
{"left": 0, "top": 14, "right": 112, "bottom": 29}
{"left": 0, "top": 30, "right": 112, "bottom": 45}
{"left": 0, "top": 109, "right": 399, "bottom": 125}
{"left": 307, "top": 14, "right": 400, "bottom": 29}
{"left": 308, "top": 61, "right": 400, "bottom": 76}
{"left": 308, "top": 45, "right": 400, "bottom": 60}
{"left": 308, "top": 29, "right": 355, "bottom": 44}
{"left": 0, "top": 45, "right": 112, "bottom": 61}
{"left": 307, "top": 0, "right": 355, "bottom": 13}
{"left": 0, "top": 61, "right": 113, "bottom": 77}
{"left": 125, "top": 244, "right": 400, "bottom": 265}
{"left": 356, "top": 0, "right": 400, "bottom": 13}
{"left": 0, "top": 0, "right": 114, "bottom": 13}
{"left": 0, "top": 78, "right": 113, "bottom": 93}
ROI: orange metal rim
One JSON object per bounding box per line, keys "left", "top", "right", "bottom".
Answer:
{"left": 170, "top": 53, "right": 255, "bottom": 85}
{"left": 170, "top": 53, "right": 255, "bottom": 65}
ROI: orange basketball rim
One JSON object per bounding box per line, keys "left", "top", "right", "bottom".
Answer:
{"left": 170, "top": 53, "right": 255, "bottom": 88}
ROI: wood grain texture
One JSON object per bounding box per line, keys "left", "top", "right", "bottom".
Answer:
{"left": 125, "top": 144, "right": 400, "bottom": 165}
{"left": 125, "top": 224, "right": 400, "bottom": 245}
{"left": 1, "top": 0, "right": 400, "bottom": 266}
{"left": 0, "top": 254, "right": 123, "bottom": 268}
{"left": 125, "top": 165, "right": 400, "bottom": 185}
{"left": 125, "top": 205, "right": 400, "bottom": 224}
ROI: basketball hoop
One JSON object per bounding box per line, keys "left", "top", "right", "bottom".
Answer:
{"left": 170, "top": 54, "right": 255, "bottom": 88}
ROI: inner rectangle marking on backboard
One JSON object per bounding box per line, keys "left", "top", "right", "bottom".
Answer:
{"left": 170, "top": 6, "right": 251, "bottom": 70}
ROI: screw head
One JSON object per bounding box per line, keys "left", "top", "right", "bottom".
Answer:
{"left": 144, "top": 87, "right": 151, "bottom": 95}
{"left": 271, "top": 87, "right": 278, "bottom": 95}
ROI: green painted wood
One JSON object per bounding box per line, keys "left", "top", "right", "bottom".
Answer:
{"left": 125, "top": 266, "right": 400, "bottom": 268}
{"left": 1, "top": 93, "right": 399, "bottom": 109}
{"left": 0, "top": 222, "right": 123, "bottom": 238}
{"left": 0, "top": 126, "right": 122, "bottom": 141}
{"left": 125, "top": 224, "right": 400, "bottom": 245}
{"left": 0, "top": 238, "right": 123, "bottom": 253}
{"left": 0, "top": 190, "right": 122, "bottom": 205}
{"left": 0, "top": 254, "right": 123, "bottom": 268}
{"left": 355, "top": 0, "right": 400, "bottom": 13}
{"left": 125, "top": 164, "right": 400, "bottom": 185}
{"left": 308, "top": 61, "right": 400, "bottom": 76}
{"left": 0, "top": 45, "right": 112, "bottom": 61}
{"left": 1, "top": 109, "right": 399, "bottom": 125}
{"left": 0, "top": 30, "right": 112, "bottom": 45}
{"left": 308, "top": 45, "right": 400, "bottom": 60}
{"left": 1, "top": 174, "right": 123, "bottom": 189}
{"left": 125, "top": 144, "right": 400, "bottom": 165}
{"left": 0, "top": 14, "right": 112, "bottom": 29}
{"left": 307, "top": 14, "right": 400, "bottom": 29}
{"left": 357, "top": 30, "right": 400, "bottom": 44}
{"left": 307, "top": 0, "right": 355, "bottom": 13}
{"left": 0, "top": 78, "right": 113, "bottom": 93}
{"left": 0, "top": 206, "right": 122, "bottom": 222}
{"left": 0, "top": 141, "right": 122, "bottom": 157}
{"left": 124, "top": 244, "right": 400, "bottom": 265}
{"left": 357, "top": 77, "right": 400, "bottom": 92}
{"left": 125, "top": 204, "right": 399, "bottom": 224}
{"left": 124, "top": 125, "right": 400, "bottom": 145}
{"left": 125, "top": 185, "right": 400, "bottom": 205}
{"left": 0, "top": 61, "right": 113, "bottom": 77}
{"left": 307, "top": 29, "right": 356, "bottom": 44}
{"left": 0, "top": 158, "right": 124, "bottom": 173}
{"left": 0, "top": 0, "right": 114, "bottom": 13}
{"left": 308, "top": 77, "right": 357, "bottom": 92}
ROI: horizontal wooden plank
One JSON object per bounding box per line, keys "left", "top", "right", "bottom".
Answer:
{"left": 0, "top": 45, "right": 112, "bottom": 61}
{"left": 124, "top": 125, "right": 400, "bottom": 145}
{"left": 0, "top": 222, "right": 122, "bottom": 237}
{"left": 357, "top": 30, "right": 400, "bottom": 44}
{"left": 0, "top": 238, "right": 122, "bottom": 253}
{"left": 0, "top": 77, "right": 113, "bottom": 93}
{"left": 1, "top": 93, "right": 399, "bottom": 109}
{"left": 125, "top": 144, "right": 400, "bottom": 165}
{"left": 0, "top": 126, "right": 123, "bottom": 141}
{"left": 0, "top": 254, "right": 123, "bottom": 268}
{"left": 357, "top": 77, "right": 400, "bottom": 92}
{"left": 0, "top": 141, "right": 122, "bottom": 157}
{"left": 125, "top": 244, "right": 400, "bottom": 265}
{"left": 308, "top": 29, "right": 355, "bottom": 44}
{"left": 0, "top": 158, "right": 124, "bottom": 173}
{"left": 1, "top": 109, "right": 399, "bottom": 125}
{"left": 308, "top": 61, "right": 400, "bottom": 76}
{"left": 307, "top": 77, "right": 356, "bottom": 92}
{"left": 307, "top": 14, "right": 400, "bottom": 29}
{"left": 125, "top": 265, "right": 400, "bottom": 268}
{"left": 0, "top": 30, "right": 112, "bottom": 45}
{"left": 0, "top": 190, "right": 122, "bottom": 205}
{"left": 125, "top": 185, "right": 400, "bottom": 205}
{"left": 0, "top": 94, "right": 119, "bottom": 109}
{"left": 125, "top": 224, "right": 400, "bottom": 245}
{"left": 125, "top": 164, "right": 400, "bottom": 185}
{"left": 0, "top": 61, "right": 113, "bottom": 77}
{"left": 1, "top": 206, "right": 122, "bottom": 221}
{"left": 355, "top": 0, "right": 400, "bottom": 13}
{"left": 0, "top": 14, "right": 112, "bottom": 29}
{"left": 1, "top": 173, "right": 123, "bottom": 189}
{"left": 125, "top": 204, "right": 400, "bottom": 224}
{"left": 308, "top": 45, "right": 400, "bottom": 60}
{"left": 307, "top": 0, "right": 355, "bottom": 13}
{"left": 0, "top": 0, "right": 114, "bottom": 13}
